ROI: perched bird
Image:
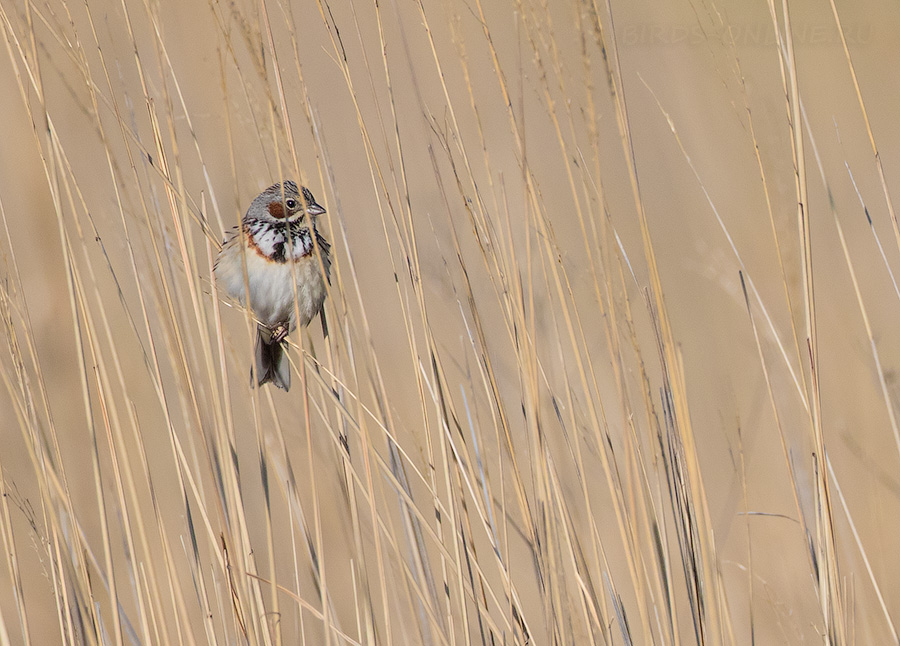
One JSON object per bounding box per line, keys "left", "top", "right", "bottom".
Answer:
{"left": 214, "top": 180, "right": 331, "bottom": 391}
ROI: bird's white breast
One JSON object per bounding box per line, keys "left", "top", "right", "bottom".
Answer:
{"left": 216, "top": 237, "right": 327, "bottom": 330}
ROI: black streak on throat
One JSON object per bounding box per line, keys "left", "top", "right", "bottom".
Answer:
{"left": 247, "top": 219, "right": 317, "bottom": 264}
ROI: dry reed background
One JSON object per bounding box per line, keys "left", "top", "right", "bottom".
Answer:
{"left": 0, "top": 0, "right": 899, "bottom": 643}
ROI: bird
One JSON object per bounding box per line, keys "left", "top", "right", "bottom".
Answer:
{"left": 214, "top": 180, "right": 331, "bottom": 391}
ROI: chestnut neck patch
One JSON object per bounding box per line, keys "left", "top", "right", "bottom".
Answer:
{"left": 243, "top": 219, "right": 316, "bottom": 263}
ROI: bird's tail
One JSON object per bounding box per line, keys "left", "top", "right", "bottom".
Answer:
{"left": 253, "top": 326, "right": 290, "bottom": 391}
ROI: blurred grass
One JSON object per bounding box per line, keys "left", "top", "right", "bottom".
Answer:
{"left": 1, "top": 0, "right": 900, "bottom": 643}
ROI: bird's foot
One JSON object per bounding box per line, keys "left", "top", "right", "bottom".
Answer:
{"left": 271, "top": 323, "right": 289, "bottom": 344}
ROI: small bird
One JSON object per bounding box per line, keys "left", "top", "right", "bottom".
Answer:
{"left": 214, "top": 180, "right": 331, "bottom": 391}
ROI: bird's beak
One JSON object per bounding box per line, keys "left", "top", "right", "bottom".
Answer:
{"left": 305, "top": 202, "right": 326, "bottom": 216}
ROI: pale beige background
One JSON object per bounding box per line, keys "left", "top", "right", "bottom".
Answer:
{"left": 1, "top": 0, "right": 898, "bottom": 643}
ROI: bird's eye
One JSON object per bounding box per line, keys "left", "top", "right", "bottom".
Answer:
{"left": 285, "top": 199, "right": 297, "bottom": 209}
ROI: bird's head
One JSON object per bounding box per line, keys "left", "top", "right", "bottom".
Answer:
{"left": 250, "top": 180, "right": 326, "bottom": 224}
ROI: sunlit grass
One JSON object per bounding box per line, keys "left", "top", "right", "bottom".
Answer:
{"left": 0, "top": 0, "right": 897, "bottom": 644}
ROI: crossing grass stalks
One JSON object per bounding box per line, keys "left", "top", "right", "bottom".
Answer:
{"left": 0, "top": 0, "right": 898, "bottom": 643}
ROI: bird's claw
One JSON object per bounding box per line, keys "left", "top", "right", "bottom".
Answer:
{"left": 271, "top": 323, "right": 289, "bottom": 344}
